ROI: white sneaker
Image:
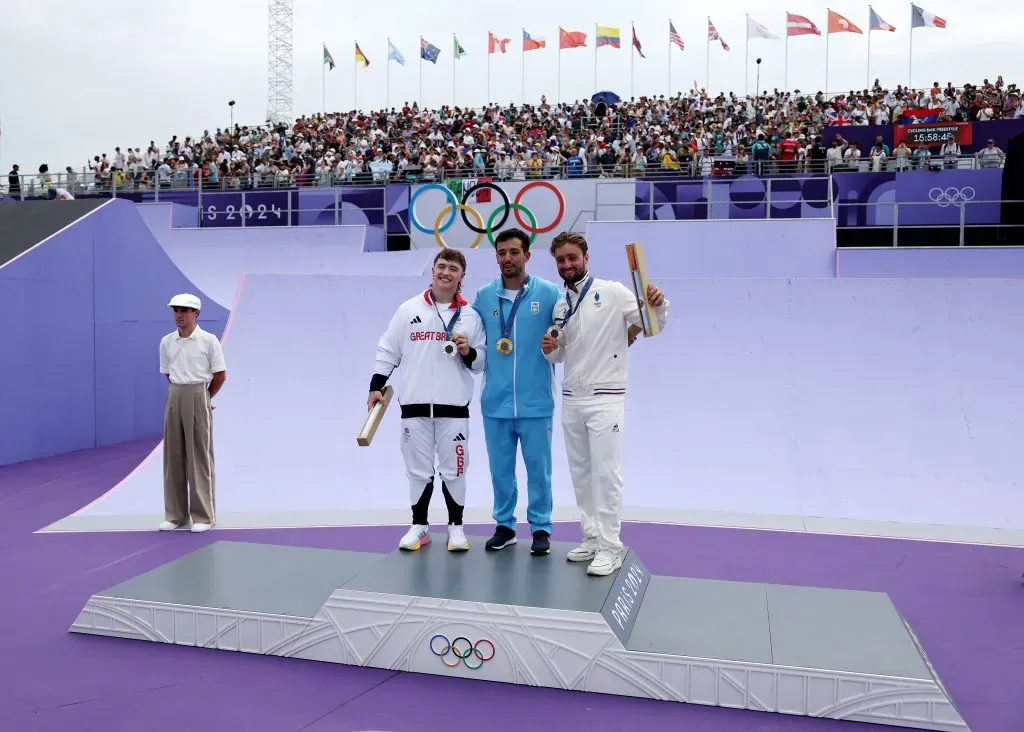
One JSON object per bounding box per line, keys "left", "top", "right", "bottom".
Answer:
{"left": 190, "top": 522, "right": 213, "bottom": 533}
{"left": 158, "top": 520, "right": 187, "bottom": 531}
{"left": 447, "top": 524, "right": 469, "bottom": 552}
{"left": 587, "top": 547, "right": 625, "bottom": 576}
{"left": 566, "top": 537, "right": 600, "bottom": 562}
{"left": 399, "top": 524, "right": 431, "bottom": 550}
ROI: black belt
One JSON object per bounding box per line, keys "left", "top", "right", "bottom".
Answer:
{"left": 400, "top": 403, "right": 470, "bottom": 419}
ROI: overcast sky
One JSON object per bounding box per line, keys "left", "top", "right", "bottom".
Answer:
{"left": 1, "top": 0, "right": 1018, "bottom": 174}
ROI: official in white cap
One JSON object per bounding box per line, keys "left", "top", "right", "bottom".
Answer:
{"left": 158, "top": 293, "right": 227, "bottom": 532}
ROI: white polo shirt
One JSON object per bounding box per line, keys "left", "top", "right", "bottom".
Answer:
{"left": 159, "top": 325, "right": 227, "bottom": 385}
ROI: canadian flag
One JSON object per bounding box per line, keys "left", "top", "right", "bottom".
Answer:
{"left": 911, "top": 4, "right": 946, "bottom": 28}
{"left": 786, "top": 13, "right": 821, "bottom": 37}
{"left": 488, "top": 32, "right": 510, "bottom": 54}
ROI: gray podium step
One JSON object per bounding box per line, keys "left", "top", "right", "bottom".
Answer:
{"left": 71, "top": 540, "right": 968, "bottom": 731}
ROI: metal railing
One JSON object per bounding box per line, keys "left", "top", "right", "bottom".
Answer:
{"left": 2, "top": 154, "right": 1005, "bottom": 200}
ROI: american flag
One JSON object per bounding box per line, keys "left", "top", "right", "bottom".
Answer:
{"left": 669, "top": 20, "right": 685, "bottom": 50}
{"left": 708, "top": 18, "right": 730, "bottom": 51}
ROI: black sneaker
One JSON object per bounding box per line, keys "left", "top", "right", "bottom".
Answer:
{"left": 530, "top": 531, "right": 551, "bottom": 556}
{"left": 485, "top": 525, "right": 517, "bottom": 551}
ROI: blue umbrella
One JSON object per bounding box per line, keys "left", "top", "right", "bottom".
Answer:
{"left": 591, "top": 91, "right": 620, "bottom": 105}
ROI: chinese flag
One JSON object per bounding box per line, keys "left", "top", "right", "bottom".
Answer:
{"left": 828, "top": 10, "right": 863, "bottom": 34}
{"left": 559, "top": 28, "right": 587, "bottom": 49}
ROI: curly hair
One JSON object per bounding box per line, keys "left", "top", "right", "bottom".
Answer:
{"left": 549, "top": 231, "right": 588, "bottom": 256}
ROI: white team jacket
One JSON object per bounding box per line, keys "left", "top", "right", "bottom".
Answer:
{"left": 374, "top": 289, "right": 486, "bottom": 407}
{"left": 544, "top": 276, "right": 669, "bottom": 398}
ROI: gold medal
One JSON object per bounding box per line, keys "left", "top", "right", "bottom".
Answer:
{"left": 496, "top": 338, "right": 514, "bottom": 355}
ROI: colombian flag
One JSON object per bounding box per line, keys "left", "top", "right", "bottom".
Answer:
{"left": 596, "top": 25, "right": 621, "bottom": 48}
{"left": 355, "top": 42, "right": 370, "bottom": 67}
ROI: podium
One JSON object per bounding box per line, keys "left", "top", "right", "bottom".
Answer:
{"left": 70, "top": 540, "right": 968, "bottom": 731}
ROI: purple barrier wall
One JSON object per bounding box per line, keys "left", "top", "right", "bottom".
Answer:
{"left": 0, "top": 199, "right": 228, "bottom": 466}
{"left": 584, "top": 219, "right": 837, "bottom": 280}
{"left": 837, "top": 247, "right": 1024, "bottom": 278}
{"left": 639, "top": 169, "right": 1003, "bottom": 227}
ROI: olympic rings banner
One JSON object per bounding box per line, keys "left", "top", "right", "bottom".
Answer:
{"left": 408, "top": 179, "right": 627, "bottom": 249}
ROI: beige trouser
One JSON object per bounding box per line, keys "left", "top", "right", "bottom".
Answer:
{"left": 163, "top": 383, "right": 216, "bottom": 525}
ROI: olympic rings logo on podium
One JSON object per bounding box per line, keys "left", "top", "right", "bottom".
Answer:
{"left": 429, "top": 633, "right": 496, "bottom": 670}
{"left": 410, "top": 181, "right": 566, "bottom": 249}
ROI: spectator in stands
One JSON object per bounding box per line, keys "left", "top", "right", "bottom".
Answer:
{"left": 977, "top": 139, "right": 1005, "bottom": 168}
{"left": 7, "top": 165, "right": 20, "bottom": 198}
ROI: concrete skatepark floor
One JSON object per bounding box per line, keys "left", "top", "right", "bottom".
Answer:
{"left": 2, "top": 438, "right": 1022, "bottom": 732}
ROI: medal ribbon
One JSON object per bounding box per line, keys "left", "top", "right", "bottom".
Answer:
{"left": 431, "top": 292, "right": 462, "bottom": 341}
{"left": 498, "top": 276, "right": 530, "bottom": 343}
{"left": 555, "top": 276, "right": 594, "bottom": 329}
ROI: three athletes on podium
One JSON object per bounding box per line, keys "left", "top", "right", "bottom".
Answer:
{"left": 368, "top": 248, "right": 487, "bottom": 552}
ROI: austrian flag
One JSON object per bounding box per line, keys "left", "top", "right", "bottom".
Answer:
{"left": 786, "top": 13, "right": 821, "bottom": 37}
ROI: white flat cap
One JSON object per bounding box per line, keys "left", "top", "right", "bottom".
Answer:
{"left": 168, "top": 293, "right": 201, "bottom": 310}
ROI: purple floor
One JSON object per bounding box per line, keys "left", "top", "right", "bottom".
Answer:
{"left": 1, "top": 439, "right": 1022, "bottom": 732}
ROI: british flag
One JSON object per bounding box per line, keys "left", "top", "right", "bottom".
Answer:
{"left": 708, "top": 18, "right": 730, "bottom": 51}
{"left": 669, "top": 20, "right": 685, "bottom": 50}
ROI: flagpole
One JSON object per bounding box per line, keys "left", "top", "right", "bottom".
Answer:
{"left": 419, "top": 37, "right": 423, "bottom": 107}
{"left": 745, "top": 14, "right": 749, "bottom": 97}
{"left": 825, "top": 16, "right": 830, "bottom": 98}
{"left": 452, "top": 33, "right": 456, "bottom": 107}
{"left": 521, "top": 29, "right": 525, "bottom": 104}
{"left": 487, "top": 35, "right": 491, "bottom": 105}
{"left": 908, "top": 25, "right": 914, "bottom": 90}
{"left": 594, "top": 23, "right": 598, "bottom": 93}
{"left": 353, "top": 42, "right": 358, "bottom": 111}
{"left": 866, "top": 12, "right": 872, "bottom": 88}
{"left": 667, "top": 20, "right": 672, "bottom": 97}
{"left": 706, "top": 17, "right": 710, "bottom": 91}
{"left": 630, "top": 22, "right": 634, "bottom": 99}
{"left": 557, "top": 27, "right": 562, "bottom": 104}
{"left": 785, "top": 26, "right": 789, "bottom": 92}
{"left": 386, "top": 38, "right": 390, "bottom": 110}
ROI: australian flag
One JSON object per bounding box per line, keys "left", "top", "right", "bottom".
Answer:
{"left": 420, "top": 37, "right": 441, "bottom": 64}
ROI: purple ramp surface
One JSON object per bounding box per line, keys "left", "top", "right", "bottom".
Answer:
{"left": 585, "top": 219, "right": 837, "bottom": 280}
{"left": 0, "top": 200, "right": 227, "bottom": 467}
{"left": 51, "top": 274, "right": 1024, "bottom": 537}
{"left": 154, "top": 227, "right": 431, "bottom": 308}
{"left": 51, "top": 272, "right": 577, "bottom": 529}
{"left": 838, "top": 246, "right": 1024, "bottom": 279}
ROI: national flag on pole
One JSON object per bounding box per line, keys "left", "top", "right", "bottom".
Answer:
{"left": 787, "top": 12, "right": 821, "bottom": 37}
{"left": 388, "top": 40, "right": 406, "bottom": 65}
{"left": 632, "top": 23, "right": 645, "bottom": 58}
{"left": 420, "top": 37, "right": 441, "bottom": 63}
{"left": 323, "top": 44, "right": 335, "bottom": 70}
{"left": 453, "top": 35, "right": 466, "bottom": 59}
{"left": 828, "top": 10, "right": 863, "bottom": 34}
{"left": 355, "top": 43, "right": 369, "bottom": 67}
{"left": 669, "top": 20, "right": 685, "bottom": 50}
{"left": 747, "top": 16, "right": 781, "bottom": 40}
{"left": 595, "top": 25, "right": 621, "bottom": 48}
{"left": 911, "top": 4, "right": 946, "bottom": 28}
{"left": 522, "top": 30, "right": 545, "bottom": 51}
{"left": 868, "top": 7, "right": 896, "bottom": 31}
{"left": 488, "top": 32, "right": 510, "bottom": 54}
{"left": 559, "top": 28, "right": 588, "bottom": 49}
{"left": 708, "top": 18, "right": 730, "bottom": 51}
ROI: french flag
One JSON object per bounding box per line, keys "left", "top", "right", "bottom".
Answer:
{"left": 911, "top": 4, "right": 946, "bottom": 28}
{"left": 869, "top": 7, "right": 896, "bottom": 32}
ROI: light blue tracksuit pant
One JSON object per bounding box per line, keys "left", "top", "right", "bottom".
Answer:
{"left": 482, "top": 416, "right": 553, "bottom": 536}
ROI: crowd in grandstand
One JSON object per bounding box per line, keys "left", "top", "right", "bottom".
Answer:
{"left": 7, "top": 78, "right": 1018, "bottom": 197}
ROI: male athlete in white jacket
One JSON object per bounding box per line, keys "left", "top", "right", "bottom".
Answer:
{"left": 541, "top": 232, "right": 668, "bottom": 576}
{"left": 368, "top": 249, "right": 487, "bottom": 552}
